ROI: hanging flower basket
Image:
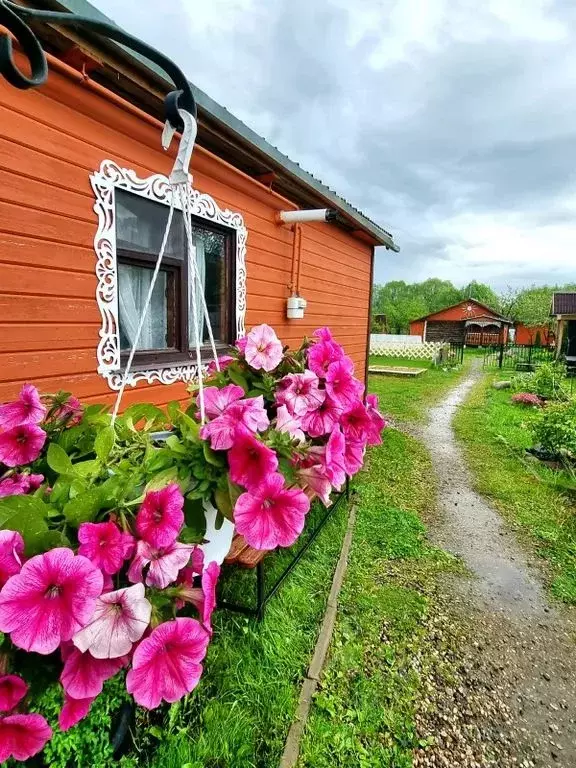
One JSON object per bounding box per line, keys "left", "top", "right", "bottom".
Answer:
{"left": 0, "top": 324, "right": 386, "bottom": 762}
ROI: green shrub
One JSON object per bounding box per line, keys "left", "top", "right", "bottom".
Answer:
{"left": 34, "top": 674, "right": 136, "bottom": 768}
{"left": 512, "top": 362, "right": 568, "bottom": 401}
{"left": 532, "top": 399, "right": 576, "bottom": 458}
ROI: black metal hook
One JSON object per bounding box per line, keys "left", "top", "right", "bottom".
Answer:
{"left": 0, "top": 0, "right": 196, "bottom": 131}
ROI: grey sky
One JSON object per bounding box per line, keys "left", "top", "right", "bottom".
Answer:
{"left": 93, "top": 0, "right": 576, "bottom": 290}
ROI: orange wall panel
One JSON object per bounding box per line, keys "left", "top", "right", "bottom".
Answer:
{"left": 0, "top": 59, "right": 373, "bottom": 409}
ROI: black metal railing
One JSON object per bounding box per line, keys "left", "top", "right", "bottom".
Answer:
{"left": 483, "top": 343, "right": 556, "bottom": 370}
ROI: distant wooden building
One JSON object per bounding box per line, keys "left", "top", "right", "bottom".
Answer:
{"left": 409, "top": 300, "right": 511, "bottom": 346}
{"left": 551, "top": 292, "right": 576, "bottom": 363}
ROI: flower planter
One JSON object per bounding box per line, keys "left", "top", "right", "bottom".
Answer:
{"left": 0, "top": 324, "right": 387, "bottom": 763}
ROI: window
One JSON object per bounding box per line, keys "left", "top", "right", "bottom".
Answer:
{"left": 115, "top": 190, "right": 234, "bottom": 366}
{"left": 91, "top": 160, "right": 247, "bottom": 390}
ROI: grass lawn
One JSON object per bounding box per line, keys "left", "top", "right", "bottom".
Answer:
{"left": 142, "top": 499, "right": 350, "bottom": 768}
{"left": 298, "top": 428, "right": 458, "bottom": 767}
{"left": 453, "top": 375, "right": 576, "bottom": 603}
{"left": 369, "top": 355, "right": 468, "bottom": 423}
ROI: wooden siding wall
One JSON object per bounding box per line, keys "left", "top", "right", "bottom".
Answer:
{"left": 425, "top": 321, "right": 465, "bottom": 343}
{"left": 0, "top": 58, "right": 373, "bottom": 409}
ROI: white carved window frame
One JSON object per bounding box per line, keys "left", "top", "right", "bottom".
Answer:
{"left": 90, "top": 160, "right": 247, "bottom": 391}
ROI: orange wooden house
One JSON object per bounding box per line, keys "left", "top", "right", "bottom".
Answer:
{"left": 409, "top": 299, "right": 511, "bottom": 346}
{"left": 0, "top": 0, "right": 398, "bottom": 409}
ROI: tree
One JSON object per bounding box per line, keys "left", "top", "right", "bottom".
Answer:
{"left": 461, "top": 280, "right": 500, "bottom": 311}
{"left": 417, "top": 278, "right": 462, "bottom": 314}
{"left": 512, "top": 286, "right": 554, "bottom": 328}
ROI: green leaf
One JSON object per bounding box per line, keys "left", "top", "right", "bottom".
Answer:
{"left": 47, "top": 443, "right": 75, "bottom": 475}
{"left": 144, "top": 448, "right": 175, "bottom": 475}
{"left": 122, "top": 403, "right": 167, "bottom": 430}
{"left": 228, "top": 368, "right": 249, "bottom": 392}
{"left": 144, "top": 467, "right": 179, "bottom": 492}
{"left": 94, "top": 426, "right": 115, "bottom": 462}
{"left": 73, "top": 459, "right": 101, "bottom": 478}
{"left": 202, "top": 441, "right": 225, "bottom": 467}
{"left": 178, "top": 413, "right": 201, "bottom": 442}
{"left": 167, "top": 400, "right": 181, "bottom": 423}
{"left": 63, "top": 488, "right": 103, "bottom": 527}
{"left": 0, "top": 496, "right": 51, "bottom": 555}
{"left": 215, "top": 510, "right": 225, "bottom": 530}
{"left": 166, "top": 435, "right": 187, "bottom": 455}
{"left": 213, "top": 487, "right": 233, "bottom": 521}
{"left": 183, "top": 495, "right": 207, "bottom": 541}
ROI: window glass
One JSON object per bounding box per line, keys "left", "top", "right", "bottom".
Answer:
{"left": 118, "top": 264, "right": 168, "bottom": 351}
{"left": 114, "top": 189, "right": 232, "bottom": 362}
{"left": 189, "top": 227, "right": 227, "bottom": 345}
{"left": 116, "top": 189, "right": 185, "bottom": 258}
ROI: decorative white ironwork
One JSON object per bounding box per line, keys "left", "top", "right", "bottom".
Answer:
{"left": 370, "top": 338, "right": 445, "bottom": 359}
{"left": 90, "top": 160, "right": 247, "bottom": 390}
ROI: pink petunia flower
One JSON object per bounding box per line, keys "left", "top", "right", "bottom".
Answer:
{"left": 0, "top": 674, "right": 27, "bottom": 712}
{"left": 202, "top": 384, "right": 245, "bottom": 419}
{"left": 340, "top": 402, "right": 373, "bottom": 443}
{"left": 78, "top": 521, "right": 135, "bottom": 575}
{"left": 0, "top": 713, "right": 53, "bottom": 763}
{"left": 0, "top": 548, "right": 103, "bottom": 655}
{"left": 0, "top": 476, "right": 29, "bottom": 499}
{"left": 207, "top": 355, "right": 235, "bottom": 375}
{"left": 244, "top": 324, "right": 283, "bottom": 372}
{"left": 275, "top": 405, "right": 305, "bottom": 443}
{"left": 0, "top": 424, "right": 47, "bottom": 467}
{"left": 235, "top": 336, "right": 248, "bottom": 354}
{"left": 126, "top": 617, "right": 210, "bottom": 709}
{"left": 59, "top": 694, "right": 94, "bottom": 732}
{"left": 325, "top": 358, "right": 358, "bottom": 407}
{"left": 313, "top": 327, "right": 333, "bottom": 342}
{"left": 61, "top": 645, "right": 126, "bottom": 698}
{"left": 53, "top": 396, "right": 83, "bottom": 427}
{"left": 136, "top": 483, "right": 184, "bottom": 549}
{"left": 234, "top": 472, "right": 310, "bottom": 550}
{"left": 297, "top": 463, "right": 332, "bottom": 506}
{"left": 0, "top": 384, "right": 46, "bottom": 430}
{"left": 73, "top": 583, "right": 151, "bottom": 659}
{"left": 176, "top": 560, "right": 220, "bottom": 632}
{"left": 365, "top": 393, "right": 388, "bottom": 445}
{"left": 301, "top": 395, "right": 343, "bottom": 437}
{"left": 200, "top": 396, "right": 270, "bottom": 451}
{"left": 0, "top": 473, "right": 45, "bottom": 499}
{"left": 276, "top": 370, "right": 325, "bottom": 417}
{"left": 128, "top": 540, "right": 193, "bottom": 589}
{"left": 307, "top": 339, "right": 345, "bottom": 378}
{"left": 325, "top": 426, "right": 347, "bottom": 490}
{"left": 228, "top": 431, "right": 279, "bottom": 489}
{"left": 343, "top": 438, "right": 365, "bottom": 476}
{"left": 0, "top": 530, "right": 24, "bottom": 588}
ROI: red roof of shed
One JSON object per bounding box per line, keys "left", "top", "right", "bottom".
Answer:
{"left": 410, "top": 299, "right": 511, "bottom": 324}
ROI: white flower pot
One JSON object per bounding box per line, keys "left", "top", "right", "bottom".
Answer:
{"left": 199, "top": 500, "right": 235, "bottom": 566}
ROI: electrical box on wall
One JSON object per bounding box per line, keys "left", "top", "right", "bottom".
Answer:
{"left": 287, "top": 296, "right": 307, "bottom": 319}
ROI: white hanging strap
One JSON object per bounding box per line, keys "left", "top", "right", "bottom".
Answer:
{"left": 178, "top": 187, "right": 221, "bottom": 375}
{"left": 111, "top": 108, "right": 220, "bottom": 427}
{"left": 111, "top": 199, "right": 176, "bottom": 424}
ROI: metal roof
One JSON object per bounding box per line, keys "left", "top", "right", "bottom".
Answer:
{"left": 551, "top": 292, "right": 576, "bottom": 315}
{"left": 411, "top": 299, "right": 511, "bottom": 324}
{"left": 33, "top": 0, "right": 398, "bottom": 250}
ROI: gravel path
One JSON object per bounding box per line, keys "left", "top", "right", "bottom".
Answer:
{"left": 415, "top": 361, "right": 576, "bottom": 768}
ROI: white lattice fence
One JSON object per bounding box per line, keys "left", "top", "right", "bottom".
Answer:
{"left": 369, "top": 340, "right": 443, "bottom": 359}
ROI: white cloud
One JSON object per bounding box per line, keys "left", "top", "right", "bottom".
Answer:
{"left": 92, "top": 0, "right": 576, "bottom": 290}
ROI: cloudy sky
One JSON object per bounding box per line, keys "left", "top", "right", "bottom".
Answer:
{"left": 93, "top": 0, "right": 576, "bottom": 290}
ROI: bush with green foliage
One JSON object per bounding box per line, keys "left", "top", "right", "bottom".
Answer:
{"left": 511, "top": 362, "right": 569, "bottom": 401}
{"left": 532, "top": 400, "right": 576, "bottom": 458}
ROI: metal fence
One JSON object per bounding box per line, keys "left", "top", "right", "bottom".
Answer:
{"left": 483, "top": 343, "right": 555, "bottom": 370}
